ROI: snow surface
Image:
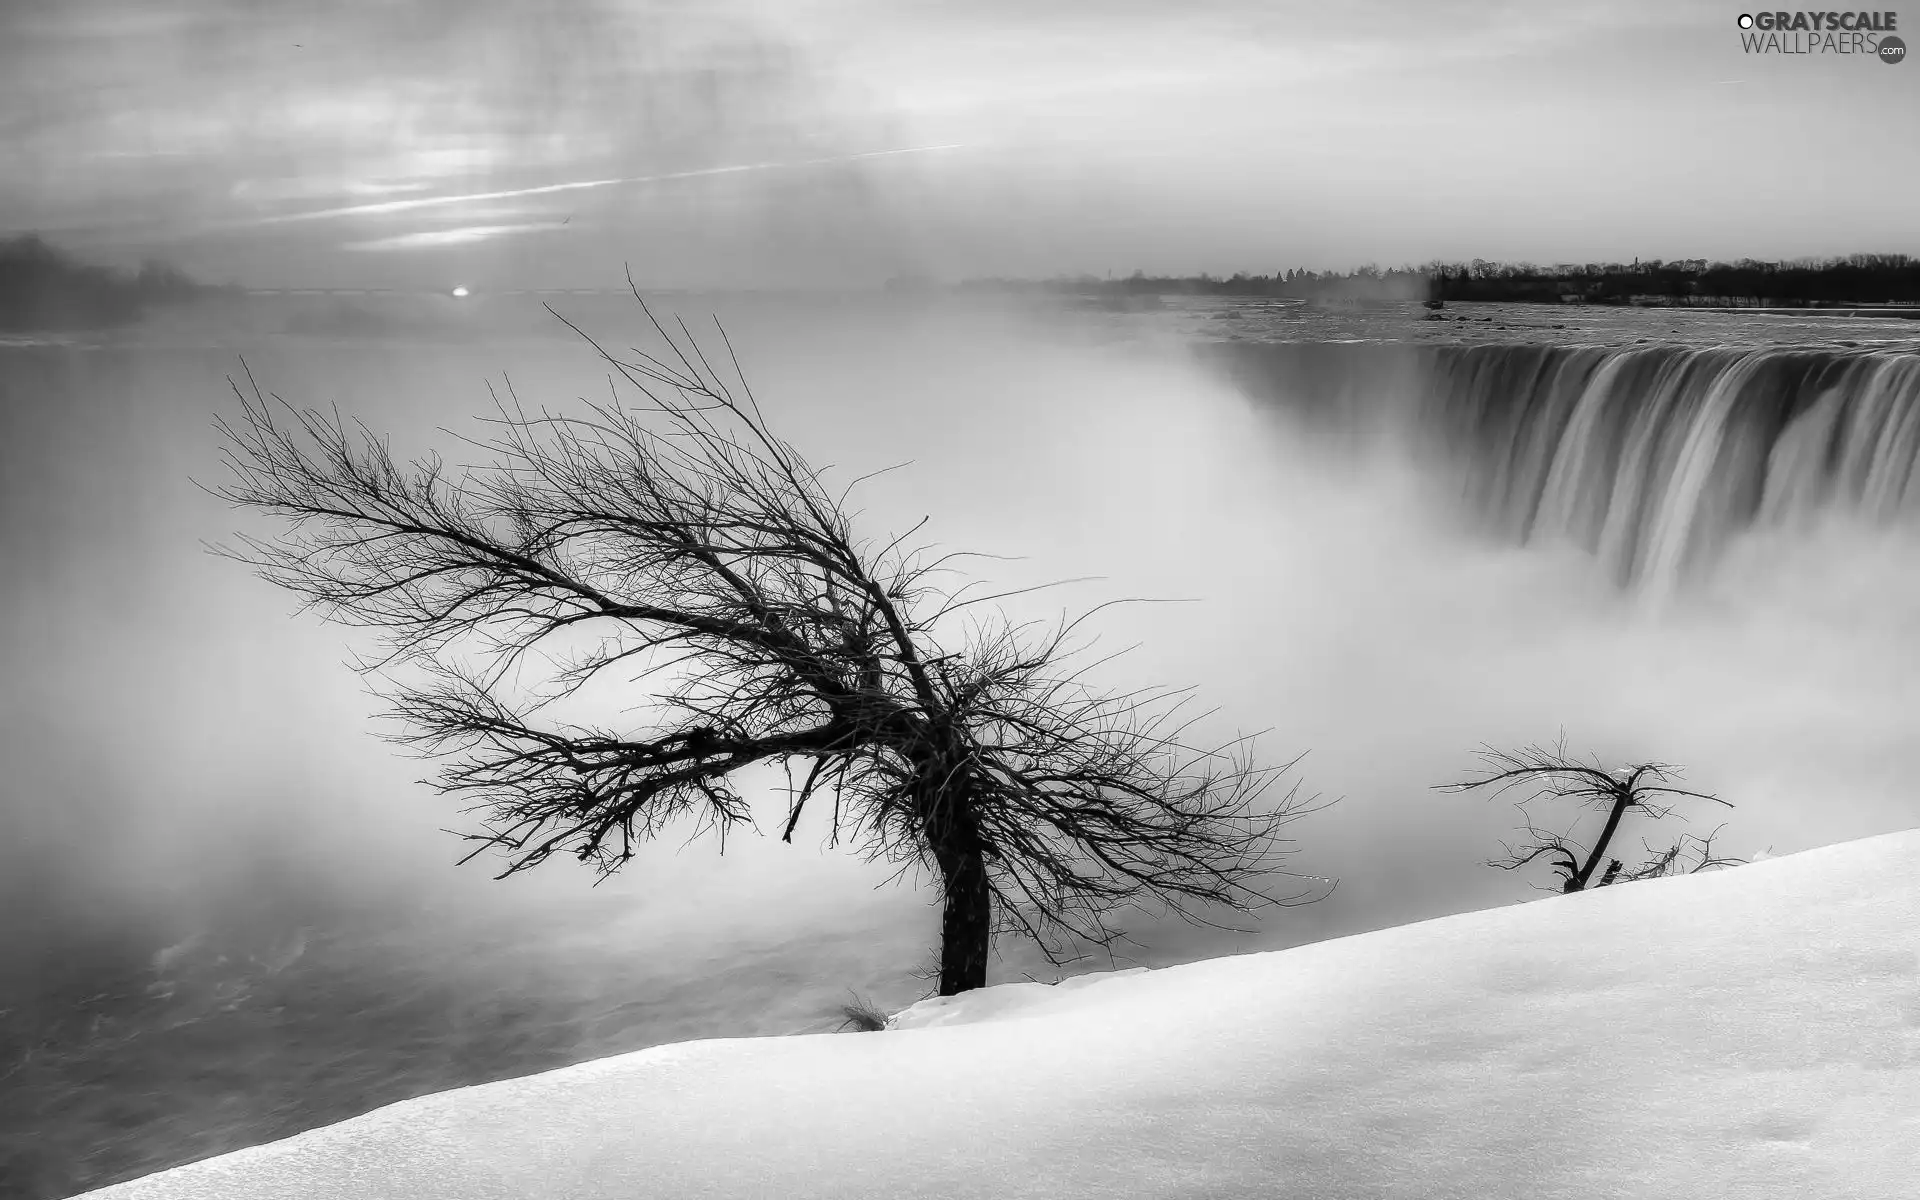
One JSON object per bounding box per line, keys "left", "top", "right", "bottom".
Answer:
{"left": 81, "top": 830, "right": 1920, "bottom": 1199}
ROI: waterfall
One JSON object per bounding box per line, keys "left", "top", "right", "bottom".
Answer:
{"left": 1210, "top": 341, "right": 1920, "bottom": 586}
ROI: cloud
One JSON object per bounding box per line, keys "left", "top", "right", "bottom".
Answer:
{"left": 342, "top": 223, "right": 571, "bottom": 252}
{"left": 244, "top": 145, "right": 961, "bottom": 229}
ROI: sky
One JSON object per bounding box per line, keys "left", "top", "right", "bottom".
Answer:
{"left": 1, "top": 0, "right": 1915, "bottom": 290}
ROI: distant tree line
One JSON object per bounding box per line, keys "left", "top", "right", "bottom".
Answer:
{"left": 946, "top": 253, "right": 1920, "bottom": 308}
{"left": 0, "top": 235, "right": 231, "bottom": 331}
{"left": 949, "top": 266, "right": 1430, "bottom": 304}
{"left": 1427, "top": 254, "right": 1920, "bottom": 307}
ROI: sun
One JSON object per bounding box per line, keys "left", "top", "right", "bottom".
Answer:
{"left": 451, "top": 285, "right": 470, "bottom": 298}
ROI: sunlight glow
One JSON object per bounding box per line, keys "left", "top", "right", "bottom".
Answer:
{"left": 244, "top": 145, "right": 967, "bottom": 227}
{"left": 343, "top": 223, "right": 568, "bottom": 252}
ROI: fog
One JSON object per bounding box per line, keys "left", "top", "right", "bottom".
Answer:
{"left": 9, "top": 2, "right": 1920, "bottom": 1194}
{"left": 6, "top": 297, "right": 1918, "bottom": 1005}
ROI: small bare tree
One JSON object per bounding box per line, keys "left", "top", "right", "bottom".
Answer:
{"left": 836, "top": 991, "right": 890, "bottom": 1033}
{"left": 1438, "top": 740, "right": 1742, "bottom": 895}
{"left": 207, "top": 293, "right": 1325, "bottom": 996}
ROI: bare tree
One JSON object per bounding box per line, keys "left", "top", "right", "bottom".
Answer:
{"left": 206, "top": 294, "right": 1325, "bottom": 996}
{"left": 1437, "top": 739, "right": 1742, "bottom": 895}
{"left": 1601, "top": 824, "right": 1746, "bottom": 886}
{"left": 836, "top": 991, "right": 890, "bottom": 1033}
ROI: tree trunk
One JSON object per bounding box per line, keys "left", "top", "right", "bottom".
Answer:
{"left": 1572, "top": 794, "right": 1634, "bottom": 890}
{"left": 935, "top": 842, "right": 991, "bottom": 995}
{"left": 916, "top": 752, "right": 993, "bottom": 996}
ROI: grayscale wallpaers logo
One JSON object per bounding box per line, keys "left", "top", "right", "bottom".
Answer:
{"left": 1736, "top": 10, "right": 1904, "bottom": 59}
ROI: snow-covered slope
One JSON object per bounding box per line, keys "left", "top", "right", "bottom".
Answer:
{"left": 80, "top": 830, "right": 1920, "bottom": 1200}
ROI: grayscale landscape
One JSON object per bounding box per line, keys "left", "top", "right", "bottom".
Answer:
{"left": 2, "top": 2, "right": 1915, "bottom": 1197}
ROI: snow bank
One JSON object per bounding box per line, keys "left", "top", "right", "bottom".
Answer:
{"left": 80, "top": 830, "right": 1920, "bottom": 1199}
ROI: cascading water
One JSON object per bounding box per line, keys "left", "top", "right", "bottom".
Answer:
{"left": 1211, "top": 341, "right": 1920, "bottom": 588}
{"left": 8, "top": 301, "right": 1920, "bottom": 1200}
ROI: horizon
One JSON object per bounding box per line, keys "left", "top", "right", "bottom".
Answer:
{"left": 10, "top": 231, "right": 1919, "bottom": 294}
{"left": 3, "top": 0, "right": 1914, "bottom": 291}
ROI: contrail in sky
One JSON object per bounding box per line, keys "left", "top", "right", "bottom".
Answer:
{"left": 245, "top": 144, "right": 969, "bottom": 227}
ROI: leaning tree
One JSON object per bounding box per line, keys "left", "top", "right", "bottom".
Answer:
{"left": 1438, "top": 739, "right": 1743, "bottom": 895}
{"left": 207, "top": 296, "right": 1324, "bottom": 995}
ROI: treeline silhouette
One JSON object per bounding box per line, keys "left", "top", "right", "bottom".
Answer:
{"left": 0, "top": 235, "right": 230, "bottom": 331}
{"left": 1428, "top": 254, "right": 1920, "bottom": 306}
{"left": 949, "top": 266, "right": 1427, "bottom": 303}
{"left": 950, "top": 254, "right": 1920, "bottom": 307}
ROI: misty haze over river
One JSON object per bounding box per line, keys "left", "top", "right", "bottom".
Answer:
{"left": 3, "top": 294, "right": 1918, "bottom": 1196}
